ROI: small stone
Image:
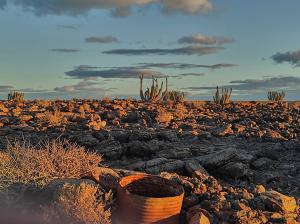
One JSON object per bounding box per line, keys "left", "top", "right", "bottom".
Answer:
{"left": 212, "top": 124, "right": 233, "bottom": 137}
{"left": 253, "top": 185, "right": 266, "bottom": 194}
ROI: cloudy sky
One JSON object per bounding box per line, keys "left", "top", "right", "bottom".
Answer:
{"left": 0, "top": 0, "right": 300, "bottom": 100}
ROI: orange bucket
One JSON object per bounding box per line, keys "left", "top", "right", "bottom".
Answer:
{"left": 117, "top": 174, "right": 184, "bottom": 224}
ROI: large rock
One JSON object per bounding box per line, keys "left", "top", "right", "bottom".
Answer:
{"left": 128, "top": 158, "right": 185, "bottom": 174}
{"left": 217, "top": 162, "right": 248, "bottom": 178}
{"left": 158, "top": 130, "right": 179, "bottom": 142}
{"left": 122, "top": 111, "right": 140, "bottom": 123}
{"left": 157, "top": 147, "right": 192, "bottom": 159}
{"left": 72, "top": 133, "right": 99, "bottom": 148}
{"left": 259, "top": 190, "right": 297, "bottom": 213}
{"left": 97, "top": 140, "right": 124, "bottom": 160}
{"left": 127, "top": 140, "right": 159, "bottom": 157}
{"left": 82, "top": 167, "right": 120, "bottom": 191}
{"left": 129, "top": 130, "right": 155, "bottom": 141}
{"left": 251, "top": 157, "right": 273, "bottom": 170}
{"left": 146, "top": 159, "right": 185, "bottom": 174}
{"left": 185, "top": 160, "right": 210, "bottom": 179}
{"left": 196, "top": 148, "right": 253, "bottom": 178}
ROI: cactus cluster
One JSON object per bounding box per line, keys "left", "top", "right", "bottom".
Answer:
{"left": 8, "top": 91, "right": 25, "bottom": 102}
{"left": 268, "top": 91, "right": 285, "bottom": 102}
{"left": 163, "top": 91, "right": 185, "bottom": 103}
{"left": 140, "top": 74, "right": 168, "bottom": 102}
{"left": 213, "top": 86, "right": 232, "bottom": 105}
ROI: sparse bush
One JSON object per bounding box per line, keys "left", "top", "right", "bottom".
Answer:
{"left": 268, "top": 91, "right": 285, "bottom": 102}
{"left": 44, "top": 183, "right": 112, "bottom": 224}
{"left": 213, "top": 86, "right": 232, "bottom": 105}
{"left": 42, "top": 110, "right": 65, "bottom": 125}
{"left": 8, "top": 91, "right": 25, "bottom": 102}
{"left": 0, "top": 183, "right": 112, "bottom": 224}
{"left": 163, "top": 91, "right": 185, "bottom": 103}
{"left": 0, "top": 139, "right": 102, "bottom": 189}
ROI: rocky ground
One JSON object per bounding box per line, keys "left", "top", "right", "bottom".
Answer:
{"left": 0, "top": 99, "right": 299, "bottom": 223}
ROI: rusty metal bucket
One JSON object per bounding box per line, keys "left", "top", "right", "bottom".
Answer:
{"left": 117, "top": 174, "right": 184, "bottom": 224}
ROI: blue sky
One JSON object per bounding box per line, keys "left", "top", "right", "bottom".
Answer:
{"left": 0, "top": 0, "right": 300, "bottom": 100}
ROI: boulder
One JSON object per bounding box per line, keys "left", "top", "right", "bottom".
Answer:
{"left": 122, "top": 111, "right": 139, "bottom": 123}
{"left": 196, "top": 148, "right": 253, "bottom": 178}
{"left": 217, "top": 162, "right": 248, "bottom": 178}
{"left": 72, "top": 133, "right": 99, "bottom": 148}
{"left": 157, "top": 147, "right": 192, "bottom": 159}
{"left": 82, "top": 167, "right": 120, "bottom": 191}
{"left": 146, "top": 159, "right": 185, "bottom": 174}
{"left": 127, "top": 140, "right": 159, "bottom": 157}
{"left": 251, "top": 157, "right": 273, "bottom": 170}
{"left": 259, "top": 190, "right": 297, "bottom": 213}
{"left": 98, "top": 140, "right": 124, "bottom": 160}
{"left": 185, "top": 160, "right": 210, "bottom": 179}
{"left": 128, "top": 158, "right": 185, "bottom": 174}
{"left": 158, "top": 130, "right": 179, "bottom": 142}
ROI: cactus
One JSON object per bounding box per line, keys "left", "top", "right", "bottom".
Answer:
{"left": 140, "top": 74, "right": 168, "bottom": 102}
{"left": 8, "top": 91, "right": 25, "bottom": 102}
{"left": 268, "top": 91, "right": 285, "bottom": 102}
{"left": 163, "top": 91, "right": 185, "bottom": 103}
{"left": 213, "top": 86, "right": 232, "bottom": 105}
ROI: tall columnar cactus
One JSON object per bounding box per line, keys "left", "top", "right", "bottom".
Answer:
{"left": 8, "top": 91, "right": 25, "bottom": 102}
{"left": 268, "top": 91, "right": 285, "bottom": 102}
{"left": 213, "top": 86, "right": 232, "bottom": 105}
{"left": 140, "top": 74, "right": 168, "bottom": 102}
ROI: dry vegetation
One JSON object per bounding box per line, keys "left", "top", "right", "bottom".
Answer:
{"left": 0, "top": 139, "right": 113, "bottom": 223}
{"left": 0, "top": 139, "right": 101, "bottom": 188}
{"left": 43, "top": 183, "right": 112, "bottom": 224}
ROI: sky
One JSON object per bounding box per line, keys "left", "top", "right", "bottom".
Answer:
{"left": 0, "top": 0, "right": 300, "bottom": 100}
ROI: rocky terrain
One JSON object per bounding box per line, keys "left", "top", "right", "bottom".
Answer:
{"left": 0, "top": 99, "right": 299, "bottom": 223}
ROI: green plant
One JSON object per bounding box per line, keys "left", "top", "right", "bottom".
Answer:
{"left": 268, "top": 91, "right": 285, "bottom": 102}
{"left": 163, "top": 91, "right": 185, "bottom": 103}
{"left": 8, "top": 91, "right": 25, "bottom": 101}
{"left": 0, "top": 139, "right": 102, "bottom": 189}
{"left": 213, "top": 86, "right": 232, "bottom": 105}
{"left": 140, "top": 74, "right": 168, "bottom": 102}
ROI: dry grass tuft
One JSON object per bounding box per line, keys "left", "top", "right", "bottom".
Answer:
{"left": 42, "top": 110, "right": 65, "bottom": 125}
{"left": 0, "top": 139, "right": 102, "bottom": 188}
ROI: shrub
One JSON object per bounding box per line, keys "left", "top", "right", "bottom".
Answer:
{"left": 163, "top": 91, "right": 185, "bottom": 103}
{"left": 268, "top": 91, "right": 285, "bottom": 102}
{"left": 44, "top": 183, "right": 112, "bottom": 224}
{"left": 0, "top": 139, "right": 102, "bottom": 189}
{"left": 42, "top": 110, "right": 65, "bottom": 125}
{"left": 0, "top": 183, "right": 112, "bottom": 224}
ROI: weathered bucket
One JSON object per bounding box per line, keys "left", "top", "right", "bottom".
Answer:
{"left": 117, "top": 174, "right": 184, "bottom": 224}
